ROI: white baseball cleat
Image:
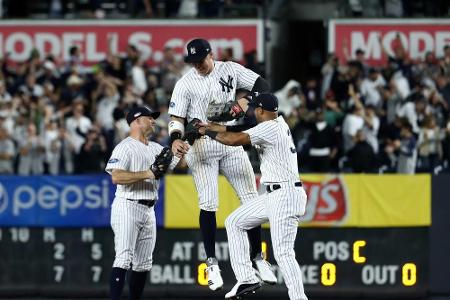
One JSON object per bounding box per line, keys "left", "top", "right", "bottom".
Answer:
{"left": 225, "top": 281, "right": 262, "bottom": 299}
{"left": 254, "top": 258, "right": 277, "bottom": 285}
{"left": 206, "top": 257, "right": 224, "bottom": 291}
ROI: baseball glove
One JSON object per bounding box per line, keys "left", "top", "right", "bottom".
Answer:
{"left": 184, "top": 118, "right": 202, "bottom": 145}
{"left": 150, "top": 147, "right": 173, "bottom": 179}
{"left": 207, "top": 100, "right": 245, "bottom": 122}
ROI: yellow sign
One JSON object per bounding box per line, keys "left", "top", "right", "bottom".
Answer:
{"left": 164, "top": 174, "right": 431, "bottom": 228}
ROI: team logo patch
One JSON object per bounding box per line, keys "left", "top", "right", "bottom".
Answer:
{"left": 108, "top": 158, "right": 119, "bottom": 163}
{"left": 169, "top": 101, "right": 176, "bottom": 107}
{"left": 190, "top": 47, "right": 196, "bottom": 54}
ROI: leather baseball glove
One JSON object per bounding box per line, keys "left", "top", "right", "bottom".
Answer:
{"left": 207, "top": 100, "right": 245, "bottom": 122}
{"left": 150, "top": 147, "right": 173, "bottom": 179}
{"left": 184, "top": 118, "right": 203, "bottom": 145}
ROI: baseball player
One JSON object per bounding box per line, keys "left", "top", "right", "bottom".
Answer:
{"left": 194, "top": 93, "right": 308, "bottom": 299}
{"left": 105, "top": 106, "right": 182, "bottom": 300}
{"left": 168, "top": 38, "right": 276, "bottom": 290}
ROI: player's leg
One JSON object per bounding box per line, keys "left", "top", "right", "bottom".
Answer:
{"left": 224, "top": 196, "right": 268, "bottom": 298}
{"left": 220, "top": 147, "right": 262, "bottom": 257}
{"left": 268, "top": 187, "right": 308, "bottom": 300}
{"left": 186, "top": 150, "right": 223, "bottom": 290}
{"left": 220, "top": 147, "right": 275, "bottom": 283}
{"left": 129, "top": 206, "right": 157, "bottom": 300}
{"left": 109, "top": 199, "right": 140, "bottom": 300}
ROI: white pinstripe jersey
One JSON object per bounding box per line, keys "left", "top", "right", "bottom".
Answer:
{"left": 244, "top": 116, "right": 299, "bottom": 184}
{"left": 105, "top": 137, "right": 179, "bottom": 200}
{"left": 168, "top": 61, "right": 259, "bottom": 122}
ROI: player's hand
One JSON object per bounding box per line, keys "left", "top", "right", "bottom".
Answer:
{"left": 234, "top": 98, "right": 249, "bottom": 116}
{"left": 171, "top": 139, "right": 189, "bottom": 157}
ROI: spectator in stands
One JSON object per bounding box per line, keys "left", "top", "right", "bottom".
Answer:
{"left": 323, "top": 90, "right": 344, "bottom": 127}
{"left": 360, "top": 67, "right": 386, "bottom": 108}
{"left": 397, "top": 93, "right": 429, "bottom": 134}
{"left": 57, "top": 125, "right": 76, "bottom": 174}
{"left": 348, "top": 130, "right": 376, "bottom": 173}
{"left": 130, "top": 56, "right": 148, "bottom": 98}
{"left": 0, "top": 127, "right": 15, "bottom": 174}
{"left": 307, "top": 108, "right": 338, "bottom": 172}
{"left": 363, "top": 104, "right": 380, "bottom": 154}
{"left": 396, "top": 122, "right": 418, "bottom": 174}
{"left": 60, "top": 74, "right": 85, "bottom": 107}
{"left": 303, "top": 78, "right": 321, "bottom": 110}
{"left": 321, "top": 53, "right": 339, "bottom": 100}
{"left": 342, "top": 89, "right": 364, "bottom": 153}
{"left": 43, "top": 119, "right": 61, "bottom": 175}
{"left": 17, "top": 123, "right": 45, "bottom": 175}
{"left": 19, "top": 73, "right": 44, "bottom": 98}
{"left": 77, "top": 127, "right": 107, "bottom": 173}
{"left": 417, "top": 115, "right": 443, "bottom": 172}
{"left": 275, "top": 79, "right": 303, "bottom": 118}
{"left": 65, "top": 102, "right": 92, "bottom": 156}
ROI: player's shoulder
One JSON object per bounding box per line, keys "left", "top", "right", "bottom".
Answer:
{"left": 176, "top": 68, "right": 197, "bottom": 84}
{"left": 113, "top": 137, "right": 134, "bottom": 152}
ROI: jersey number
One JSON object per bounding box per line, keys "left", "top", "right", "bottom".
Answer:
{"left": 287, "top": 129, "right": 297, "bottom": 153}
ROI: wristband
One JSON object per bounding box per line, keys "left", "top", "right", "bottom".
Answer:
{"left": 169, "top": 132, "right": 182, "bottom": 146}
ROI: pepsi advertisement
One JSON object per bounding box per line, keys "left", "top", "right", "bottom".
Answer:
{"left": 0, "top": 176, "right": 164, "bottom": 227}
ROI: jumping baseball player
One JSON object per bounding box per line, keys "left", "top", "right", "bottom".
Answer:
{"left": 105, "top": 106, "right": 182, "bottom": 300}
{"left": 190, "top": 93, "right": 308, "bottom": 299}
{"left": 168, "top": 38, "right": 276, "bottom": 290}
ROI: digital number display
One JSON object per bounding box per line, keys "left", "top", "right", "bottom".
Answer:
{"left": 0, "top": 227, "right": 428, "bottom": 298}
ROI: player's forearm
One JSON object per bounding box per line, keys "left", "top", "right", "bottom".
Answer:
{"left": 205, "top": 130, "right": 251, "bottom": 146}
{"left": 111, "top": 169, "right": 155, "bottom": 185}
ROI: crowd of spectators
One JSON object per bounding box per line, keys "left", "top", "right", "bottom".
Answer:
{"left": 0, "top": 33, "right": 450, "bottom": 175}
{"left": 281, "top": 34, "right": 450, "bottom": 174}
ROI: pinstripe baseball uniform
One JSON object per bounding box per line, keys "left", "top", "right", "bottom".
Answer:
{"left": 169, "top": 61, "right": 259, "bottom": 210}
{"left": 225, "top": 116, "right": 308, "bottom": 300}
{"left": 106, "top": 137, "right": 179, "bottom": 272}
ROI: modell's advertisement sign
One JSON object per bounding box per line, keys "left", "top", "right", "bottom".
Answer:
{"left": 0, "top": 20, "right": 263, "bottom": 64}
{"left": 328, "top": 19, "right": 450, "bottom": 65}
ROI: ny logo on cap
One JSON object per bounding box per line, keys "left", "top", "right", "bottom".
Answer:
{"left": 190, "top": 47, "right": 196, "bottom": 54}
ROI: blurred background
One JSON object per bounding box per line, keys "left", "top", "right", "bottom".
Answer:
{"left": 0, "top": 0, "right": 449, "bottom": 299}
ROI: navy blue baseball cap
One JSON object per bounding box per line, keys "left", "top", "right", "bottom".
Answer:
{"left": 184, "top": 39, "right": 212, "bottom": 63}
{"left": 126, "top": 106, "right": 160, "bottom": 125}
{"left": 248, "top": 93, "right": 279, "bottom": 112}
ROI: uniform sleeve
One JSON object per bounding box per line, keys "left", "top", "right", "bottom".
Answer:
{"left": 244, "top": 121, "right": 278, "bottom": 146}
{"left": 230, "top": 62, "right": 259, "bottom": 91}
{"left": 168, "top": 79, "right": 190, "bottom": 118}
{"left": 105, "top": 143, "right": 131, "bottom": 174}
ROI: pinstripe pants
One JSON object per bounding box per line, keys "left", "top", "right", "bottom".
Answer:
{"left": 110, "top": 198, "right": 157, "bottom": 272}
{"left": 225, "top": 184, "right": 308, "bottom": 300}
{"left": 186, "top": 137, "right": 257, "bottom": 211}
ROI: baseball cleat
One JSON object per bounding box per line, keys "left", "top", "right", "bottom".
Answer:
{"left": 206, "top": 257, "right": 224, "bottom": 291}
{"left": 225, "top": 281, "right": 262, "bottom": 299}
{"left": 254, "top": 258, "right": 277, "bottom": 285}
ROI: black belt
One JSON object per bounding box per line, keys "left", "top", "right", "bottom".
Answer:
{"left": 266, "top": 182, "right": 302, "bottom": 193}
{"left": 127, "top": 199, "right": 156, "bottom": 207}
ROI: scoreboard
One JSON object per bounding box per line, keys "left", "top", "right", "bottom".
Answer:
{"left": 0, "top": 227, "right": 428, "bottom": 298}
